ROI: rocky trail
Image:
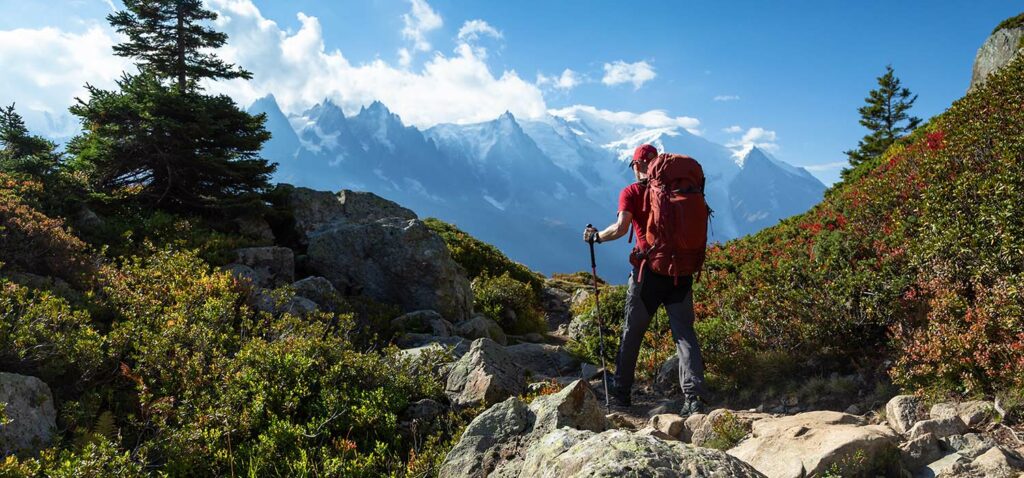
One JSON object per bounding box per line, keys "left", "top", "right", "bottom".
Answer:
{"left": 3, "top": 185, "right": 1023, "bottom": 477}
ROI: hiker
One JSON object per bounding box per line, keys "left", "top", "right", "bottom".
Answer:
{"left": 583, "top": 143, "right": 709, "bottom": 416}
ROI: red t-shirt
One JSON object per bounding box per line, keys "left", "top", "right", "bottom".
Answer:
{"left": 618, "top": 182, "right": 649, "bottom": 251}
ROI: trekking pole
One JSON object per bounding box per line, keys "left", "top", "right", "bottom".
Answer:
{"left": 586, "top": 224, "right": 610, "bottom": 410}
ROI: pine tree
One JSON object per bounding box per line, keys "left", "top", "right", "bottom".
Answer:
{"left": 843, "top": 65, "right": 922, "bottom": 177}
{"left": 71, "top": 0, "right": 275, "bottom": 212}
{"left": 108, "top": 0, "right": 251, "bottom": 92}
{"left": 0, "top": 104, "right": 62, "bottom": 179}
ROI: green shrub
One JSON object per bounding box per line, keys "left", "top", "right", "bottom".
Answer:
{"left": 472, "top": 272, "right": 546, "bottom": 335}
{"left": 992, "top": 11, "right": 1024, "bottom": 34}
{"left": 0, "top": 279, "right": 104, "bottom": 386}
{"left": 0, "top": 174, "right": 94, "bottom": 285}
{"left": 703, "top": 411, "right": 748, "bottom": 451}
{"left": 694, "top": 50, "right": 1024, "bottom": 397}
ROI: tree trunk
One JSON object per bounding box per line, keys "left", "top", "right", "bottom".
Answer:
{"left": 176, "top": 2, "right": 186, "bottom": 92}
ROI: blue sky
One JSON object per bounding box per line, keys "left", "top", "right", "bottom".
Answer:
{"left": 0, "top": 1, "right": 1019, "bottom": 184}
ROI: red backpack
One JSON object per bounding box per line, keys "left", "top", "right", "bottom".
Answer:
{"left": 638, "top": 153, "right": 710, "bottom": 283}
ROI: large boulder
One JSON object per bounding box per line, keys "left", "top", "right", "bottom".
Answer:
{"left": 527, "top": 429, "right": 765, "bottom": 478}
{"left": 505, "top": 343, "right": 581, "bottom": 379}
{"left": 233, "top": 246, "right": 295, "bottom": 287}
{"left": 439, "top": 380, "right": 762, "bottom": 478}
{"left": 527, "top": 380, "right": 609, "bottom": 436}
{"left": 930, "top": 401, "right": 997, "bottom": 430}
{"left": 727, "top": 411, "right": 899, "bottom": 478}
{"left": 907, "top": 416, "right": 968, "bottom": 440}
{"left": 454, "top": 315, "right": 507, "bottom": 345}
{"left": 540, "top": 285, "right": 572, "bottom": 332}
{"left": 899, "top": 433, "right": 944, "bottom": 471}
{"left": 0, "top": 373, "right": 56, "bottom": 456}
{"left": 291, "top": 276, "right": 342, "bottom": 311}
{"left": 307, "top": 218, "right": 472, "bottom": 321}
{"left": 437, "top": 397, "right": 534, "bottom": 478}
{"left": 275, "top": 184, "right": 417, "bottom": 244}
{"left": 970, "top": 24, "right": 1024, "bottom": 91}
{"left": 885, "top": 394, "right": 927, "bottom": 435}
{"left": 391, "top": 310, "right": 454, "bottom": 337}
{"left": 445, "top": 338, "right": 525, "bottom": 408}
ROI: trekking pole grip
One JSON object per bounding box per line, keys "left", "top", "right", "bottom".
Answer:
{"left": 586, "top": 224, "right": 597, "bottom": 268}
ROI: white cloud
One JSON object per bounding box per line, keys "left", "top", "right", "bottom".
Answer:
{"left": 536, "top": 68, "right": 581, "bottom": 91}
{"left": 457, "top": 20, "right": 501, "bottom": 42}
{"left": 725, "top": 126, "right": 779, "bottom": 158}
{"left": 401, "top": 0, "right": 442, "bottom": 52}
{"left": 206, "top": 0, "right": 546, "bottom": 128}
{"left": 722, "top": 125, "right": 742, "bottom": 133}
{"left": 713, "top": 94, "right": 740, "bottom": 101}
{"left": 601, "top": 60, "right": 655, "bottom": 89}
{"left": 397, "top": 48, "right": 412, "bottom": 68}
{"left": 0, "top": 24, "right": 131, "bottom": 136}
{"left": 803, "top": 160, "right": 848, "bottom": 172}
{"left": 550, "top": 104, "right": 700, "bottom": 135}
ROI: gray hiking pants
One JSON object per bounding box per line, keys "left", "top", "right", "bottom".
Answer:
{"left": 613, "top": 266, "right": 707, "bottom": 399}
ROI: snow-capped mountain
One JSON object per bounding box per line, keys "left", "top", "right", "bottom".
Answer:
{"left": 249, "top": 95, "right": 825, "bottom": 280}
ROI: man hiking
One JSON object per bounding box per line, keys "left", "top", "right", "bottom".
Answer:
{"left": 583, "top": 143, "right": 709, "bottom": 416}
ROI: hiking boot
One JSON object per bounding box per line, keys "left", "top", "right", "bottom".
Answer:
{"left": 680, "top": 395, "right": 705, "bottom": 417}
{"left": 608, "top": 387, "right": 631, "bottom": 408}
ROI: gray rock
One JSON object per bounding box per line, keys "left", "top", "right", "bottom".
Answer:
{"left": 900, "top": 432, "right": 944, "bottom": 471}
{"left": 528, "top": 380, "right": 609, "bottom": 436}
{"left": 533, "top": 429, "right": 765, "bottom": 478}
{"left": 275, "top": 184, "right": 417, "bottom": 244}
{"left": 886, "top": 394, "right": 928, "bottom": 435}
{"left": 970, "top": 446, "right": 1024, "bottom": 473}
{"left": 391, "top": 310, "right": 454, "bottom": 337}
{"left": 291, "top": 276, "right": 342, "bottom": 311}
{"left": 579, "top": 363, "right": 602, "bottom": 380}
{"left": 540, "top": 285, "right": 572, "bottom": 331}
{"left": 682, "top": 412, "right": 707, "bottom": 443}
{"left": 930, "top": 401, "right": 997, "bottom": 430}
{"left": 970, "top": 26, "right": 1024, "bottom": 91}
{"left": 505, "top": 343, "right": 580, "bottom": 379}
{"left": 518, "top": 428, "right": 594, "bottom": 477}
{"left": 445, "top": 338, "right": 525, "bottom": 408}
{"left": 395, "top": 334, "right": 469, "bottom": 357}
{"left": 727, "top": 411, "right": 898, "bottom": 478}
{"left": 0, "top": 373, "right": 56, "bottom": 456}
{"left": 569, "top": 288, "right": 592, "bottom": 310}
{"left": 943, "top": 433, "right": 998, "bottom": 459}
{"left": 234, "top": 215, "right": 275, "bottom": 243}
{"left": 925, "top": 452, "right": 971, "bottom": 477}
{"left": 437, "top": 397, "right": 533, "bottom": 478}
{"left": 908, "top": 416, "right": 968, "bottom": 440}
{"left": 454, "top": 315, "right": 507, "bottom": 345}
{"left": 648, "top": 414, "right": 686, "bottom": 439}
{"left": 234, "top": 246, "right": 295, "bottom": 287}
{"left": 307, "top": 218, "right": 472, "bottom": 322}
{"left": 252, "top": 288, "right": 318, "bottom": 316}
{"left": 565, "top": 315, "right": 591, "bottom": 343}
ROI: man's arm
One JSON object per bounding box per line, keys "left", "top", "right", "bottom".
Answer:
{"left": 583, "top": 211, "right": 632, "bottom": 243}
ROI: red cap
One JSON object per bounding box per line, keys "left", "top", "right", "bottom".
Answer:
{"left": 631, "top": 144, "right": 658, "bottom": 165}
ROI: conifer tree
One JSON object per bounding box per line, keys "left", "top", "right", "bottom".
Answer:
{"left": 108, "top": 0, "right": 251, "bottom": 92}
{"left": 70, "top": 0, "right": 274, "bottom": 212}
{"left": 843, "top": 65, "right": 922, "bottom": 177}
{"left": 0, "top": 103, "right": 62, "bottom": 179}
